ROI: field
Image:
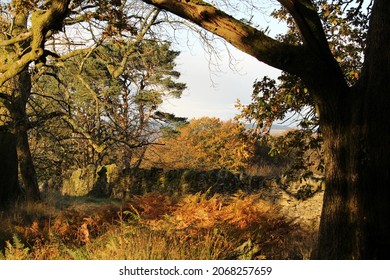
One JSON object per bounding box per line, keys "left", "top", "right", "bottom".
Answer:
{"left": 0, "top": 190, "right": 317, "bottom": 260}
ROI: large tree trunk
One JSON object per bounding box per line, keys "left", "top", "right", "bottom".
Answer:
{"left": 15, "top": 127, "right": 41, "bottom": 202}
{"left": 12, "top": 70, "right": 41, "bottom": 202}
{"left": 0, "top": 0, "right": 73, "bottom": 204}
{"left": 0, "top": 131, "right": 21, "bottom": 208}
{"left": 315, "top": 88, "right": 390, "bottom": 259}
{"left": 313, "top": 0, "right": 390, "bottom": 259}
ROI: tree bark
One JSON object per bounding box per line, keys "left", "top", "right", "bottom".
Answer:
{"left": 314, "top": 0, "right": 390, "bottom": 259}
{"left": 0, "top": 131, "right": 21, "bottom": 208}
{"left": 11, "top": 69, "right": 41, "bottom": 202}
{"left": 15, "top": 126, "right": 41, "bottom": 202}
{"left": 314, "top": 84, "right": 390, "bottom": 259}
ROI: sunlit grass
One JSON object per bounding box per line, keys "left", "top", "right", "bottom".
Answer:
{"left": 0, "top": 191, "right": 315, "bottom": 260}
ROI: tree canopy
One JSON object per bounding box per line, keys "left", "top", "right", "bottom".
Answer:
{"left": 0, "top": 0, "right": 185, "bottom": 200}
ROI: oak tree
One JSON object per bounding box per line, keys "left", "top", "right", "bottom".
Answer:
{"left": 0, "top": 0, "right": 171, "bottom": 202}
{"left": 0, "top": 0, "right": 70, "bottom": 202}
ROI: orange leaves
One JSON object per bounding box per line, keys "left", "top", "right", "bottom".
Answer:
{"left": 144, "top": 117, "right": 255, "bottom": 172}
{"left": 127, "top": 192, "right": 176, "bottom": 220}
{"left": 15, "top": 221, "right": 43, "bottom": 244}
{"left": 128, "top": 192, "right": 284, "bottom": 235}
{"left": 170, "top": 194, "right": 224, "bottom": 230}
{"left": 78, "top": 217, "right": 96, "bottom": 244}
{"left": 14, "top": 202, "right": 120, "bottom": 247}
{"left": 223, "top": 193, "right": 276, "bottom": 230}
{"left": 51, "top": 218, "right": 70, "bottom": 240}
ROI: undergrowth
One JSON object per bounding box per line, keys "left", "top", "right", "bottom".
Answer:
{"left": 0, "top": 191, "right": 315, "bottom": 260}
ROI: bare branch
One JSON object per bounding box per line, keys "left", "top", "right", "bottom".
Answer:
{"left": 110, "top": 8, "right": 161, "bottom": 79}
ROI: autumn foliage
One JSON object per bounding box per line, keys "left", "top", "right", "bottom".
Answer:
{"left": 0, "top": 191, "right": 312, "bottom": 260}
{"left": 144, "top": 117, "right": 254, "bottom": 172}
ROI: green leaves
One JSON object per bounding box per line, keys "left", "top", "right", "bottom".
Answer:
{"left": 30, "top": 34, "right": 186, "bottom": 172}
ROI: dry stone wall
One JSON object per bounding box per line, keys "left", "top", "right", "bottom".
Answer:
{"left": 61, "top": 165, "right": 266, "bottom": 198}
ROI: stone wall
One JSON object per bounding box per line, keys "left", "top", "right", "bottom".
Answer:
{"left": 61, "top": 165, "right": 267, "bottom": 198}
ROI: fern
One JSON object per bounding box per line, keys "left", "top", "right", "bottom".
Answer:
{"left": 4, "top": 234, "right": 30, "bottom": 260}
{"left": 65, "top": 247, "right": 89, "bottom": 260}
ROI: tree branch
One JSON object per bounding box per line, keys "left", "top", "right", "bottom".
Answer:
{"left": 111, "top": 8, "right": 161, "bottom": 79}
{"left": 60, "top": 114, "right": 106, "bottom": 154}
{"left": 278, "top": 0, "right": 330, "bottom": 55}
{"left": 142, "top": 0, "right": 349, "bottom": 99}
{"left": 0, "top": 0, "right": 71, "bottom": 86}
{"left": 141, "top": 0, "right": 307, "bottom": 75}
{"left": 28, "top": 111, "right": 66, "bottom": 129}
{"left": 30, "top": 0, "right": 70, "bottom": 50}
{"left": 0, "top": 48, "right": 44, "bottom": 87}
{"left": 0, "top": 31, "right": 32, "bottom": 46}
{"left": 276, "top": 0, "right": 348, "bottom": 94}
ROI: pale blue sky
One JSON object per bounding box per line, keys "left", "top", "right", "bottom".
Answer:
{"left": 162, "top": 45, "right": 281, "bottom": 121}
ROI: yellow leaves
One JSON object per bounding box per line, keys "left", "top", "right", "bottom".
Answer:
{"left": 4, "top": 235, "right": 30, "bottom": 260}
{"left": 323, "top": 10, "right": 331, "bottom": 18}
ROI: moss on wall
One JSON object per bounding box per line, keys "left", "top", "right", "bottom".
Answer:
{"left": 61, "top": 165, "right": 266, "bottom": 198}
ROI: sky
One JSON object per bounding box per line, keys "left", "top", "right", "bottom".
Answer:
{"left": 161, "top": 42, "right": 281, "bottom": 121}
{"left": 159, "top": 1, "right": 286, "bottom": 123}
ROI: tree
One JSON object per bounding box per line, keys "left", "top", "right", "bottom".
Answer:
{"left": 140, "top": 0, "right": 390, "bottom": 259}
{"left": 236, "top": 2, "right": 364, "bottom": 180}
{"left": 0, "top": 0, "right": 70, "bottom": 202}
{"left": 94, "top": 40, "right": 186, "bottom": 169}
{"left": 0, "top": 0, "right": 170, "bottom": 201}
{"left": 30, "top": 39, "right": 186, "bottom": 175}
{"left": 144, "top": 117, "right": 253, "bottom": 172}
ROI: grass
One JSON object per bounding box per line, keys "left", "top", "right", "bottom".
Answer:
{"left": 0, "top": 190, "right": 315, "bottom": 260}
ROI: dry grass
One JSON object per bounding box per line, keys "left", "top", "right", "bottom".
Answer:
{"left": 0, "top": 191, "right": 315, "bottom": 260}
